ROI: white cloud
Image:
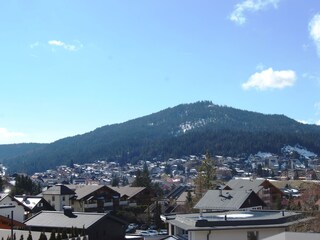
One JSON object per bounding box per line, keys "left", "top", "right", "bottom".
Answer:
{"left": 309, "top": 13, "right": 320, "bottom": 57}
{"left": 0, "top": 128, "right": 25, "bottom": 140}
{"left": 314, "top": 102, "right": 320, "bottom": 115}
{"left": 229, "top": 0, "right": 280, "bottom": 25}
{"left": 316, "top": 120, "right": 320, "bottom": 126}
{"left": 48, "top": 40, "right": 83, "bottom": 52}
{"left": 242, "top": 68, "right": 296, "bottom": 90}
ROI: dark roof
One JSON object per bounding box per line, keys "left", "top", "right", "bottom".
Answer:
{"left": 110, "top": 186, "right": 145, "bottom": 199}
{"left": 166, "top": 185, "right": 189, "bottom": 199}
{"left": 224, "top": 179, "right": 266, "bottom": 193}
{"left": 66, "top": 185, "right": 119, "bottom": 200}
{"left": 194, "top": 190, "right": 262, "bottom": 210}
{"left": 42, "top": 185, "right": 75, "bottom": 195}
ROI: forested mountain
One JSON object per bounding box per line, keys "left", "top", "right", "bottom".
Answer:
{"left": 0, "top": 143, "right": 46, "bottom": 160}
{"left": 1, "top": 101, "right": 320, "bottom": 174}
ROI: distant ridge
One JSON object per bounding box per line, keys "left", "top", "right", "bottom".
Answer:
{"left": 2, "top": 101, "right": 320, "bottom": 174}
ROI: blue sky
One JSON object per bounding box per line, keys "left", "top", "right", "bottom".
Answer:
{"left": 1, "top": 0, "right": 320, "bottom": 144}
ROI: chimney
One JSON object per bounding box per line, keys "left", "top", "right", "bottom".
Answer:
{"left": 63, "top": 206, "right": 77, "bottom": 218}
{"left": 219, "top": 188, "right": 223, "bottom": 197}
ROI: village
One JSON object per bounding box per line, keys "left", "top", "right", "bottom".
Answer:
{"left": 0, "top": 145, "right": 320, "bottom": 239}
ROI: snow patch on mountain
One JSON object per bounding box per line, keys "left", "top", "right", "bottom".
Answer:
{"left": 281, "top": 145, "right": 317, "bottom": 158}
{"left": 255, "top": 152, "right": 273, "bottom": 158}
{"left": 178, "top": 118, "right": 214, "bottom": 133}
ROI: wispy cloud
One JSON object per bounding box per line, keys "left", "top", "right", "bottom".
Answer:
{"left": 30, "top": 41, "right": 40, "bottom": 49}
{"left": 0, "top": 128, "right": 25, "bottom": 141}
{"left": 229, "top": 0, "right": 280, "bottom": 25}
{"left": 309, "top": 13, "right": 320, "bottom": 57}
{"left": 314, "top": 102, "right": 320, "bottom": 115}
{"left": 48, "top": 40, "right": 83, "bottom": 52}
{"left": 242, "top": 68, "right": 296, "bottom": 90}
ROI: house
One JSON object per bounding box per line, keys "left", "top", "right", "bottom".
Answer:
{"left": 194, "top": 189, "right": 266, "bottom": 212}
{"left": 163, "top": 210, "right": 308, "bottom": 240}
{"left": 41, "top": 184, "right": 76, "bottom": 211}
{"left": 0, "top": 195, "right": 26, "bottom": 222}
{"left": 110, "top": 186, "right": 156, "bottom": 207}
{"left": 14, "top": 195, "right": 55, "bottom": 219}
{"left": 24, "top": 208, "right": 127, "bottom": 240}
{"left": 67, "top": 184, "right": 121, "bottom": 212}
{"left": 0, "top": 194, "right": 54, "bottom": 222}
{"left": 224, "top": 179, "right": 283, "bottom": 209}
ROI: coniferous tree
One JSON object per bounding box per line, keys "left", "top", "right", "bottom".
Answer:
{"left": 194, "top": 152, "right": 216, "bottom": 198}
{"left": 132, "top": 163, "right": 151, "bottom": 188}
{"left": 49, "top": 230, "right": 56, "bottom": 240}
{"left": 38, "top": 233, "right": 47, "bottom": 240}
{"left": 111, "top": 175, "right": 120, "bottom": 187}
{"left": 61, "top": 229, "right": 68, "bottom": 240}
{"left": 153, "top": 201, "right": 162, "bottom": 229}
{"left": 185, "top": 190, "right": 194, "bottom": 213}
{"left": 27, "top": 231, "right": 32, "bottom": 240}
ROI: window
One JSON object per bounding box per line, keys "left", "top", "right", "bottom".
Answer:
{"left": 247, "top": 231, "right": 259, "bottom": 240}
{"left": 62, "top": 196, "right": 65, "bottom": 201}
{"left": 52, "top": 196, "right": 55, "bottom": 201}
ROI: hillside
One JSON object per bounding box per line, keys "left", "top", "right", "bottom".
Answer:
{"left": 2, "top": 101, "right": 320, "bottom": 174}
{"left": 0, "top": 143, "right": 46, "bottom": 161}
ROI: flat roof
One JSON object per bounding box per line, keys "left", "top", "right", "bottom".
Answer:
{"left": 166, "top": 210, "right": 306, "bottom": 231}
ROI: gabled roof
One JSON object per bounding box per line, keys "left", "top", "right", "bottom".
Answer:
{"left": 224, "top": 179, "right": 266, "bottom": 193}
{"left": 66, "top": 185, "right": 120, "bottom": 200}
{"left": 0, "top": 195, "right": 25, "bottom": 209}
{"left": 110, "top": 186, "right": 146, "bottom": 199}
{"left": 42, "top": 184, "right": 75, "bottom": 195}
{"left": 194, "top": 190, "right": 263, "bottom": 210}
{"left": 24, "top": 211, "right": 108, "bottom": 229}
{"left": 14, "top": 196, "right": 42, "bottom": 210}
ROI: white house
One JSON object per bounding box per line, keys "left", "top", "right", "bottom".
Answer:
{"left": 0, "top": 195, "right": 25, "bottom": 222}
{"left": 41, "top": 184, "right": 75, "bottom": 211}
{"left": 163, "top": 210, "right": 308, "bottom": 240}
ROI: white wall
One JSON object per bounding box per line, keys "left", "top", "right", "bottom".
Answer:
{"left": 189, "top": 227, "right": 285, "bottom": 240}
{"left": 43, "top": 194, "right": 73, "bottom": 211}
{"left": 0, "top": 196, "right": 25, "bottom": 222}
